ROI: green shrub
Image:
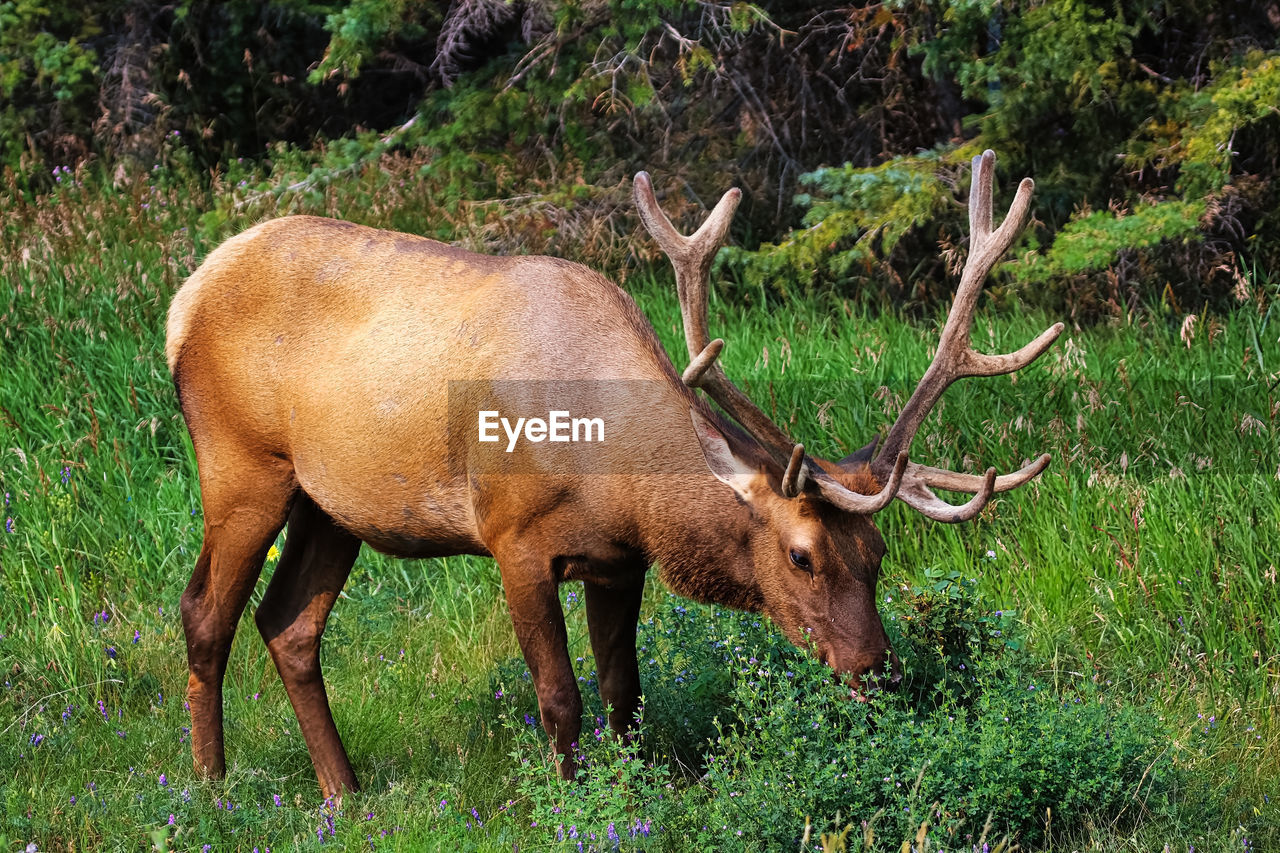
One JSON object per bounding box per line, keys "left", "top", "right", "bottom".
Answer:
{"left": 493, "top": 583, "right": 1183, "bottom": 850}
{"left": 721, "top": 3, "right": 1279, "bottom": 318}
{"left": 719, "top": 148, "right": 973, "bottom": 306}
{"left": 667, "top": 592, "right": 1179, "bottom": 848}
{"left": 0, "top": 0, "right": 99, "bottom": 169}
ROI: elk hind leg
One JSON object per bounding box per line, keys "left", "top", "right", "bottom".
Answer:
{"left": 254, "top": 494, "right": 362, "bottom": 799}
{"left": 182, "top": 466, "right": 294, "bottom": 780}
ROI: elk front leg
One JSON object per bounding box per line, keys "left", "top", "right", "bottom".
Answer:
{"left": 584, "top": 579, "right": 644, "bottom": 736}
{"left": 497, "top": 558, "right": 582, "bottom": 778}
{"left": 254, "top": 495, "right": 362, "bottom": 800}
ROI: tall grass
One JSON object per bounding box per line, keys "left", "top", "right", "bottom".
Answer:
{"left": 0, "top": 157, "right": 1276, "bottom": 850}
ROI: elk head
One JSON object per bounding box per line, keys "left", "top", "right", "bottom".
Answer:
{"left": 634, "top": 150, "right": 1063, "bottom": 696}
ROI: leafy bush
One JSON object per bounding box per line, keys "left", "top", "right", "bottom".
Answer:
{"left": 492, "top": 581, "right": 1182, "bottom": 850}
{"left": 672, "top": 591, "right": 1176, "bottom": 848}
{"left": 0, "top": 0, "right": 99, "bottom": 169}
{"left": 722, "top": 2, "right": 1279, "bottom": 318}
{"left": 510, "top": 716, "right": 675, "bottom": 850}
{"left": 889, "top": 567, "right": 1022, "bottom": 704}
{"left": 719, "top": 148, "right": 972, "bottom": 305}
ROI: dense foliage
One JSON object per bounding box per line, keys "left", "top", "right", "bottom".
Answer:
{"left": 727, "top": 3, "right": 1280, "bottom": 319}
{"left": 3, "top": 1, "right": 1277, "bottom": 314}
{"left": 501, "top": 589, "right": 1180, "bottom": 849}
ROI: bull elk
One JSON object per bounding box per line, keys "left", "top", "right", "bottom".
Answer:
{"left": 166, "top": 150, "right": 1061, "bottom": 799}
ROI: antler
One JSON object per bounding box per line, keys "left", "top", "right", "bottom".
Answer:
{"left": 634, "top": 172, "right": 907, "bottom": 513}
{"left": 869, "top": 150, "right": 1064, "bottom": 522}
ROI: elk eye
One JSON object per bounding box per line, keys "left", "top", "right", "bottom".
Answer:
{"left": 789, "top": 548, "right": 812, "bottom": 573}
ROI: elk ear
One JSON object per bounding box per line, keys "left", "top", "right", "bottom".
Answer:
{"left": 836, "top": 437, "right": 880, "bottom": 471}
{"left": 690, "top": 409, "right": 757, "bottom": 500}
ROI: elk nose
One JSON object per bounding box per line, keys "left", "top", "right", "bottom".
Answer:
{"left": 885, "top": 649, "right": 903, "bottom": 689}
{"left": 860, "top": 648, "right": 902, "bottom": 693}
{"left": 842, "top": 649, "right": 902, "bottom": 698}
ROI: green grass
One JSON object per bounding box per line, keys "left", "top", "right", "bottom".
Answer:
{"left": 0, "top": 158, "right": 1277, "bottom": 851}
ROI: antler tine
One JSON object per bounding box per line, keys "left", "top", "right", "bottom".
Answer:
{"left": 897, "top": 468, "right": 998, "bottom": 523}
{"left": 633, "top": 172, "right": 797, "bottom": 467}
{"left": 969, "top": 150, "right": 995, "bottom": 242}
{"left": 811, "top": 451, "right": 908, "bottom": 514}
{"left": 911, "top": 453, "right": 1051, "bottom": 493}
{"left": 869, "top": 150, "right": 1062, "bottom": 519}
{"left": 635, "top": 173, "right": 906, "bottom": 514}
{"left": 633, "top": 172, "right": 740, "bottom": 365}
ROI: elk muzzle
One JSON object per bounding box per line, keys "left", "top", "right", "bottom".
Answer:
{"left": 823, "top": 645, "right": 902, "bottom": 702}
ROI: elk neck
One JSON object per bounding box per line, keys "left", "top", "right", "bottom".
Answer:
{"left": 632, "top": 413, "right": 766, "bottom": 614}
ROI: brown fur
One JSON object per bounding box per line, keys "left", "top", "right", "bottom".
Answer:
{"left": 169, "top": 215, "right": 897, "bottom": 798}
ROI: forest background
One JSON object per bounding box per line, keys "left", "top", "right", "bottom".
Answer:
{"left": 4, "top": 0, "right": 1279, "bottom": 312}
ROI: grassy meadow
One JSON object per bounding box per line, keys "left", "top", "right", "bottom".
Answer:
{"left": 0, "top": 158, "right": 1278, "bottom": 851}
